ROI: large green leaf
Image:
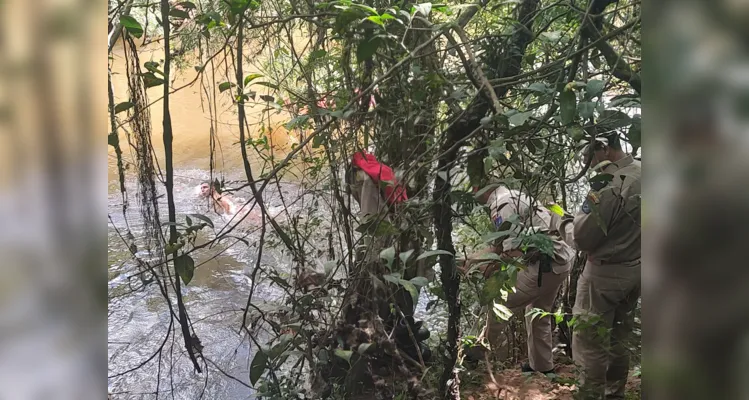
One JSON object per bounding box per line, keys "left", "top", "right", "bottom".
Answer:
{"left": 597, "top": 110, "right": 631, "bottom": 132}
{"left": 584, "top": 79, "right": 605, "bottom": 100}
{"left": 578, "top": 101, "right": 596, "bottom": 119}
{"left": 480, "top": 273, "right": 506, "bottom": 305}
{"left": 480, "top": 231, "right": 512, "bottom": 244}
{"left": 243, "top": 73, "right": 263, "bottom": 86}
{"left": 508, "top": 111, "right": 533, "bottom": 127}
{"left": 559, "top": 90, "right": 576, "bottom": 125}
{"left": 114, "top": 102, "right": 134, "bottom": 114}
{"left": 409, "top": 276, "right": 429, "bottom": 287}
{"left": 174, "top": 254, "right": 195, "bottom": 285}
{"left": 186, "top": 213, "right": 214, "bottom": 228}
{"left": 356, "top": 36, "right": 382, "bottom": 63}
{"left": 380, "top": 246, "right": 396, "bottom": 268}
{"left": 219, "top": 82, "right": 235, "bottom": 92}
{"left": 334, "top": 349, "right": 353, "bottom": 364}
{"left": 399, "top": 249, "right": 414, "bottom": 265}
{"left": 141, "top": 72, "right": 164, "bottom": 88}
{"left": 249, "top": 350, "right": 267, "bottom": 386}
{"left": 119, "top": 15, "right": 143, "bottom": 38}
{"left": 414, "top": 3, "right": 432, "bottom": 16}
{"left": 492, "top": 301, "right": 513, "bottom": 321}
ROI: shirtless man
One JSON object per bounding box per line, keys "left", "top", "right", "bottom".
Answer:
{"left": 199, "top": 182, "right": 236, "bottom": 215}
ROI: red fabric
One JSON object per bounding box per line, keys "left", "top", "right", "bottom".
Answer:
{"left": 352, "top": 151, "right": 408, "bottom": 205}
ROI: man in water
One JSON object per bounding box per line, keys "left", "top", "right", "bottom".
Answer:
{"left": 199, "top": 181, "right": 236, "bottom": 215}
{"left": 462, "top": 184, "right": 575, "bottom": 374}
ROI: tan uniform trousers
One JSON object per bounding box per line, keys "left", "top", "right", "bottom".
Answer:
{"left": 487, "top": 263, "right": 570, "bottom": 372}
{"left": 573, "top": 260, "right": 641, "bottom": 399}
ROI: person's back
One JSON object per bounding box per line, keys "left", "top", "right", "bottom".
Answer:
{"left": 573, "top": 155, "right": 641, "bottom": 264}
{"left": 555, "top": 135, "right": 642, "bottom": 399}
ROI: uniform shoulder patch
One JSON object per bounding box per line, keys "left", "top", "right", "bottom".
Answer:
{"left": 581, "top": 200, "right": 591, "bottom": 214}
{"left": 581, "top": 191, "right": 600, "bottom": 214}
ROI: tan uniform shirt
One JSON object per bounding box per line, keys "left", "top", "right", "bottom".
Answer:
{"left": 489, "top": 187, "right": 575, "bottom": 274}
{"left": 563, "top": 155, "right": 641, "bottom": 264}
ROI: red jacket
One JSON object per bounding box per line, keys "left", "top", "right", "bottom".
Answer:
{"left": 351, "top": 151, "right": 408, "bottom": 205}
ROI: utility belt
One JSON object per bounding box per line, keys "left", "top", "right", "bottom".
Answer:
{"left": 588, "top": 257, "right": 641, "bottom": 267}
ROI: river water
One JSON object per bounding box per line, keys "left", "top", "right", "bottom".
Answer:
{"left": 107, "top": 170, "right": 446, "bottom": 399}
{"left": 107, "top": 38, "right": 448, "bottom": 399}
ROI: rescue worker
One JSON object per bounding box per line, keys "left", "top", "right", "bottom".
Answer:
{"left": 345, "top": 151, "right": 431, "bottom": 362}
{"left": 463, "top": 184, "right": 575, "bottom": 374}
{"left": 552, "top": 133, "right": 641, "bottom": 399}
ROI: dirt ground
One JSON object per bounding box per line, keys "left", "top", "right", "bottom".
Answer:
{"left": 462, "top": 363, "right": 641, "bottom": 400}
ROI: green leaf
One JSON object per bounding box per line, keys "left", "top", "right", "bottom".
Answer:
{"left": 509, "top": 111, "right": 533, "bottom": 127}
{"left": 219, "top": 82, "right": 235, "bottom": 92}
{"left": 492, "top": 302, "right": 513, "bottom": 321}
{"left": 481, "top": 231, "right": 512, "bottom": 244}
{"left": 380, "top": 246, "right": 396, "bottom": 268}
{"left": 309, "top": 49, "right": 327, "bottom": 60}
{"left": 380, "top": 13, "right": 395, "bottom": 21}
{"left": 140, "top": 72, "right": 164, "bottom": 88}
{"left": 480, "top": 274, "right": 505, "bottom": 305}
{"left": 254, "top": 81, "right": 279, "bottom": 90}
{"left": 401, "top": 280, "right": 419, "bottom": 304}
{"left": 416, "top": 249, "right": 453, "bottom": 261}
{"left": 546, "top": 204, "right": 565, "bottom": 217}
{"left": 114, "top": 102, "right": 134, "bottom": 114}
{"left": 186, "top": 213, "right": 214, "bottom": 228}
{"left": 249, "top": 350, "right": 268, "bottom": 386}
{"left": 578, "top": 101, "right": 596, "bottom": 119}
{"left": 119, "top": 15, "right": 143, "bottom": 38}
{"left": 528, "top": 82, "right": 549, "bottom": 94}
{"left": 540, "top": 31, "right": 561, "bottom": 42}
{"left": 366, "top": 15, "right": 384, "bottom": 26}
{"left": 409, "top": 276, "right": 429, "bottom": 287}
{"left": 243, "top": 73, "right": 263, "bottom": 86}
{"left": 584, "top": 79, "right": 605, "bottom": 100}
{"left": 597, "top": 110, "right": 631, "bottom": 132}
{"left": 143, "top": 61, "right": 162, "bottom": 75}
{"left": 356, "top": 36, "right": 382, "bottom": 63}
{"left": 334, "top": 349, "right": 353, "bottom": 363}
{"left": 174, "top": 254, "right": 195, "bottom": 285}
{"left": 357, "top": 342, "right": 373, "bottom": 355}
{"left": 414, "top": 3, "right": 432, "bottom": 16}
{"left": 399, "top": 249, "right": 414, "bottom": 265}
{"left": 185, "top": 215, "right": 193, "bottom": 226}
{"left": 351, "top": 3, "right": 379, "bottom": 15}
{"left": 383, "top": 273, "right": 401, "bottom": 286}
{"left": 559, "top": 90, "right": 576, "bottom": 124}
{"left": 566, "top": 124, "right": 585, "bottom": 141}
{"left": 170, "top": 8, "right": 190, "bottom": 19}
{"left": 164, "top": 242, "right": 184, "bottom": 255}
{"left": 609, "top": 94, "right": 640, "bottom": 108}
{"left": 474, "top": 183, "right": 500, "bottom": 199}
{"left": 384, "top": 274, "right": 419, "bottom": 303}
